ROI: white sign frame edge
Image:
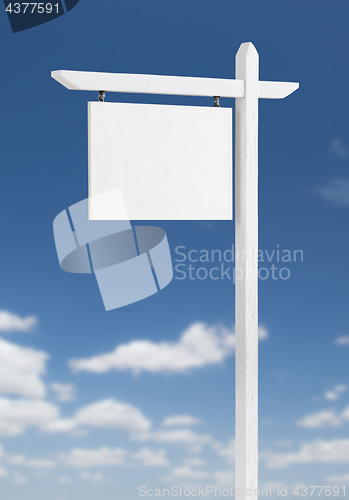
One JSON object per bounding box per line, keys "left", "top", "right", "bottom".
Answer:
{"left": 52, "top": 69, "right": 298, "bottom": 99}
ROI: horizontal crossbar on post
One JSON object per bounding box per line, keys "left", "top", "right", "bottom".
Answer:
{"left": 51, "top": 70, "right": 299, "bottom": 100}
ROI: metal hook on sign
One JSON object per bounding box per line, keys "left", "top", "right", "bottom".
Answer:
{"left": 98, "top": 91, "right": 106, "bottom": 102}
{"left": 213, "top": 96, "right": 220, "bottom": 107}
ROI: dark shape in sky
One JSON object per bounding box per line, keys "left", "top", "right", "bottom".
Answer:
{"left": 64, "top": 0, "right": 79, "bottom": 12}
{"left": 3, "top": 0, "right": 80, "bottom": 33}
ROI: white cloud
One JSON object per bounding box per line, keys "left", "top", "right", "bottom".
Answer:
{"left": 184, "top": 458, "right": 206, "bottom": 467}
{"left": 134, "top": 428, "right": 213, "bottom": 453}
{"left": 69, "top": 323, "right": 235, "bottom": 375}
{"left": 263, "top": 439, "right": 349, "bottom": 469}
{"left": 75, "top": 399, "right": 151, "bottom": 432}
{"left": 213, "top": 470, "right": 234, "bottom": 488}
{"left": 60, "top": 446, "right": 168, "bottom": 468}
{"left": 70, "top": 429, "right": 90, "bottom": 438}
{"left": 57, "top": 476, "right": 72, "bottom": 484}
{"left": 170, "top": 466, "right": 210, "bottom": 479}
{"left": 326, "top": 473, "right": 349, "bottom": 484}
{"left": 70, "top": 323, "right": 269, "bottom": 376}
{"left": 274, "top": 440, "right": 293, "bottom": 448}
{"left": 336, "top": 384, "right": 348, "bottom": 393}
{"left": 43, "top": 398, "right": 151, "bottom": 436}
{"left": 334, "top": 336, "right": 349, "bottom": 346}
{"left": 7, "top": 455, "right": 57, "bottom": 468}
{"left": 13, "top": 474, "right": 28, "bottom": 484}
{"left": 162, "top": 415, "right": 202, "bottom": 427}
{"left": 0, "top": 398, "right": 58, "bottom": 437}
{"left": 296, "top": 404, "right": 349, "bottom": 429}
{"left": 314, "top": 178, "right": 349, "bottom": 207}
{"left": 80, "top": 472, "right": 106, "bottom": 482}
{"left": 0, "top": 337, "right": 48, "bottom": 399}
{"left": 165, "top": 467, "right": 234, "bottom": 487}
{"left": 42, "top": 419, "right": 78, "bottom": 434}
{"left": 325, "top": 391, "right": 340, "bottom": 401}
{"left": 260, "top": 418, "right": 274, "bottom": 426}
{"left": 0, "top": 311, "right": 37, "bottom": 333}
{"left": 60, "top": 447, "right": 127, "bottom": 468}
{"left": 339, "top": 405, "right": 349, "bottom": 421}
{"left": 215, "top": 439, "right": 235, "bottom": 464}
{"left": 132, "top": 448, "right": 169, "bottom": 467}
{"left": 0, "top": 467, "right": 8, "bottom": 478}
{"left": 296, "top": 410, "right": 342, "bottom": 429}
{"left": 50, "top": 383, "right": 76, "bottom": 402}
{"left": 258, "top": 326, "right": 269, "bottom": 340}
{"left": 259, "top": 481, "right": 286, "bottom": 493}
{"left": 324, "top": 385, "right": 347, "bottom": 401}
{"left": 35, "top": 471, "right": 52, "bottom": 478}
{"left": 330, "top": 138, "right": 349, "bottom": 159}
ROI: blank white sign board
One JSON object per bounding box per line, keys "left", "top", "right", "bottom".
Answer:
{"left": 88, "top": 102, "right": 232, "bottom": 220}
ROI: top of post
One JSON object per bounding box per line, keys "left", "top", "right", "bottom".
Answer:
{"left": 236, "top": 42, "right": 259, "bottom": 81}
{"left": 236, "top": 42, "right": 259, "bottom": 62}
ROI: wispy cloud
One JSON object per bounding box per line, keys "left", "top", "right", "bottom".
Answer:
{"left": 169, "top": 465, "right": 210, "bottom": 479}
{"left": 258, "top": 325, "right": 269, "bottom": 340}
{"left": 334, "top": 336, "right": 349, "bottom": 345}
{"left": 164, "top": 465, "right": 234, "bottom": 488}
{"left": 162, "top": 415, "right": 202, "bottom": 427}
{"left": 69, "top": 323, "right": 268, "bottom": 376}
{"left": 296, "top": 404, "right": 349, "bottom": 429}
{"left": 324, "top": 384, "right": 348, "bottom": 401}
{"left": 0, "top": 337, "right": 48, "bottom": 399}
{"left": 274, "top": 440, "right": 293, "bottom": 447}
{"left": 43, "top": 398, "right": 151, "bottom": 435}
{"left": 214, "top": 439, "right": 235, "bottom": 464}
{"left": 80, "top": 471, "right": 108, "bottom": 482}
{"left": 7, "top": 455, "right": 56, "bottom": 469}
{"left": 313, "top": 178, "right": 349, "bottom": 207}
{"left": 13, "top": 474, "right": 28, "bottom": 484}
{"left": 60, "top": 447, "right": 169, "bottom": 468}
{"left": 0, "top": 398, "right": 58, "bottom": 437}
{"left": 330, "top": 139, "right": 349, "bottom": 159}
{"left": 60, "top": 447, "right": 127, "bottom": 468}
{"left": 0, "top": 311, "right": 37, "bottom": 333}
{"left": 133, "top": 428, "right": 213, "bottom": 453}
{"left": 133, "top": 448, "right": 169, "bottom": 467}
{"left": 296, "top": 410, "right": 342, "bottom": 429}
{"left": 0, "top": 467, "right": 8, "bottom": 478}
{"left": 213, "top": 470, "right": 235, "bottom": 488}
{"left": 74, "top": 399, "right": 151, "bottom": 432}
{"left": 262, "top": 439, "right": 349, "bottom": 469}
{"left": 50, "top": 383, "right": 76, "bottom": 402}
{"left": 326, "top": 473, "right": 349, "bottom": 484}
{"left": 57, "top": 476, "right": 73, "bottom": 484}
{"left": 69, "top": 323, "right": 235, "bottom": 375}
{"left": 184, "top": 458, "right": 207, "bottom": 467}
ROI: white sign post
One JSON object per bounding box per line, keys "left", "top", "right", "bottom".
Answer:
{"left": 235, "top": 43, "right": 260, "bottom": 499}
{"left": 52, "top": 42, "right": 298, "bottom": 498}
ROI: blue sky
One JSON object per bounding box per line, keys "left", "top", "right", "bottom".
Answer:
{"left": 0, "top": 0, "right": 349, "bottom": 498}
